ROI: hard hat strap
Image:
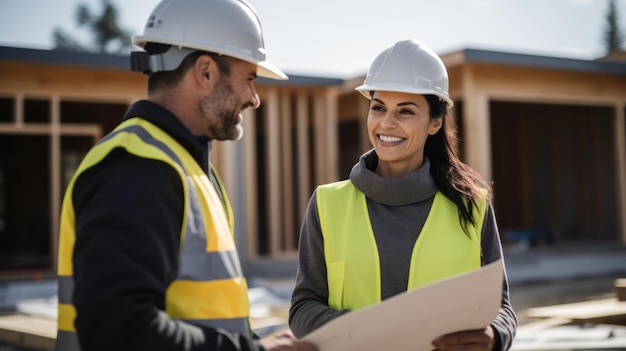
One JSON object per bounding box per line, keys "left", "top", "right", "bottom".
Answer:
{"left": 131, "top": 47, "right": 197, "bottom": 75}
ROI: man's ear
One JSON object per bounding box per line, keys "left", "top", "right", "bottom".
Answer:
{"left": 193, "top": 54, "right": 219, "bottom": 89}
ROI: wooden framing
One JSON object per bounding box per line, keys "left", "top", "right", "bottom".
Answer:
{"left": 444, "top": 54, "right": 626, "bottom": 244}
{"left": 1, "top": 46, "right": 625, "bottom": 277}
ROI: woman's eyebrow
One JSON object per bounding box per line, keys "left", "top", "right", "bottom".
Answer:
{"left": 371, "top": 99, "right": 420, "bottom": 109}
{"left": 398, "top": 101, "right": 420, "bottom": 109}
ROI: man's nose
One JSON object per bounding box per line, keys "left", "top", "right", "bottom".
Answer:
{"left": 250, "top": 92, "right": 260, "bottom": 109}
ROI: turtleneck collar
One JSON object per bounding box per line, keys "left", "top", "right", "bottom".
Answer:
{"left": 349, "top": 149, "right": 438, "bottom": 206}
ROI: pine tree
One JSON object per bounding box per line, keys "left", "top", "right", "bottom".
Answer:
{"left": 603, "top": 0, "right": 625, "bottom": 53}
{"left": 52, "top": 0, "right": 132, "bottom": 54}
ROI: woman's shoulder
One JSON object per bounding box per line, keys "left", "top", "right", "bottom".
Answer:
{"left": 317, "top": 179, "right": 353, "bottom": 190}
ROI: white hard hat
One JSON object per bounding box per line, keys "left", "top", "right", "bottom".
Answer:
{"left": 133, "top": 0, "right": 287, "bottom": 80}
{"left": 355, "top": 39, "right": 453, "bottom": 108}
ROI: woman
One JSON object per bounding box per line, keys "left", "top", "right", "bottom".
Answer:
{"left": 289, "top": 39, "right": 517, "bottom": 351}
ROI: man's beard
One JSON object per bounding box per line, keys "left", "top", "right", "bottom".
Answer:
{"left": 200, "top": 79, "right": 244, "bottom": 141}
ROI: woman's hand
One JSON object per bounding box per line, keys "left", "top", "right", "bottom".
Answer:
{"left": 431, "top": 326, "right": 495, "bottom": 351}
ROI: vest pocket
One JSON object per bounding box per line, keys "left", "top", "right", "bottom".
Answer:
{"left": 326, "top": 261, "right": 345, "bottom": 310}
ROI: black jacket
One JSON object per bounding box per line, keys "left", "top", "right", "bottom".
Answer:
{"left": 71, "top": 100, "right": 264, "bottom": 351}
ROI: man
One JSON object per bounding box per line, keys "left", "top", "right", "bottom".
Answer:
{"left": 56, "top": 0, "right": 318, "bottom": 350}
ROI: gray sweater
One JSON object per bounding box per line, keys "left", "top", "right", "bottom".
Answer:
{"left": 289, "top": 150, "right": 517, "bottom": 350}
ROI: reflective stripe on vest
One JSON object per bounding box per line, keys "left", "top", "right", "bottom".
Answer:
{"left": 316, "top": 180, "right": 485, "bottom": 312}
{"left": 56, "top": 118, "right": 250, "bottom": 350}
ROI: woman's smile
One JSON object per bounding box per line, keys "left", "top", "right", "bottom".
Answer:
{"left": 378, "top": 134, "right": 405, "bottom": 144}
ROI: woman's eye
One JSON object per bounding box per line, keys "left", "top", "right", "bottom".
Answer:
{"left": 371, "top": 105, "right": 384, "bottom": 112}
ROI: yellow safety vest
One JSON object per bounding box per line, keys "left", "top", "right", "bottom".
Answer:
{"left": 316, "top": 180, "right": 486, "bottom": 312}
{"left": 56, "top": 118, "right": 251, "bottom": 350}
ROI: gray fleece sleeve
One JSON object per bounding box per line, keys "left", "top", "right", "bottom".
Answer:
{"left": 289, "top": 189, "right": 348, "bottom": 338}
{"left": 481, "top": 203, "right": 518, "bottom": 351}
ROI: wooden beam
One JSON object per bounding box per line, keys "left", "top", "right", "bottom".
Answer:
{"left": 296, "top": 93, "right": 311, "bottom": 228}
{"left": 358, "top": 95, "right": 370, "bottom": 154}
{"left": 324, "top": 88, "right": 339, "bottom": 183}
{"left": 313, "top": 93, "right": 327, "bottom": 185}
{"left": 280, "top": 91, "right": 295, "bottom": 252}
{"left": 50, "top": 95, "right": 60, "bottom": 273}
{"left": 265, "top": 88, "right": 282, "bottom": 257}
{"left": 614, "top": 102, "right": 626, "bottom": 245}
{"left": 461, "top": 65, "right": 492, "bottom": 180}
{"left": 524, "top": 298, "right": 626, "bottom": 326}
{"left": 242, "top": 108, "right": 258, "bottom": 261}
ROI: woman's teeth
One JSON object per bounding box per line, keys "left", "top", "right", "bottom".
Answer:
{"left": 379, "top": 135, "right": 403, "bottom": 143}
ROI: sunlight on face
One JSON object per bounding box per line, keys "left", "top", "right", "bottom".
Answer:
{"left": 199, "top": 59, "right": 259, "bottom": 141}
{"left": 367, "top": 91, "right": 441, "bottom": 178}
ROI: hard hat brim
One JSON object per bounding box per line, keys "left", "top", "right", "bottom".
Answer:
{"left": 355, "top": 84, "right": 454, "bottom": 109}
{"left": 258, "top": 61, "right": 288, "bottom": 80}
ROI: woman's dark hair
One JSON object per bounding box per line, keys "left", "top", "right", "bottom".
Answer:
{"left": 423, "top": 95, "right": 492, "bottom": 232}
{"left": 144, "top": 43, "right": 232, "bottom": 92}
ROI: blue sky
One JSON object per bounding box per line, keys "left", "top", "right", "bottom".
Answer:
{"left": 0, "top": 0, "right": 625, "bottom": 78}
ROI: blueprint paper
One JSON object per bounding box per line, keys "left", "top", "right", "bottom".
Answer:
{"left": 302, "top": 259, "right": 503, "bottom": 351}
